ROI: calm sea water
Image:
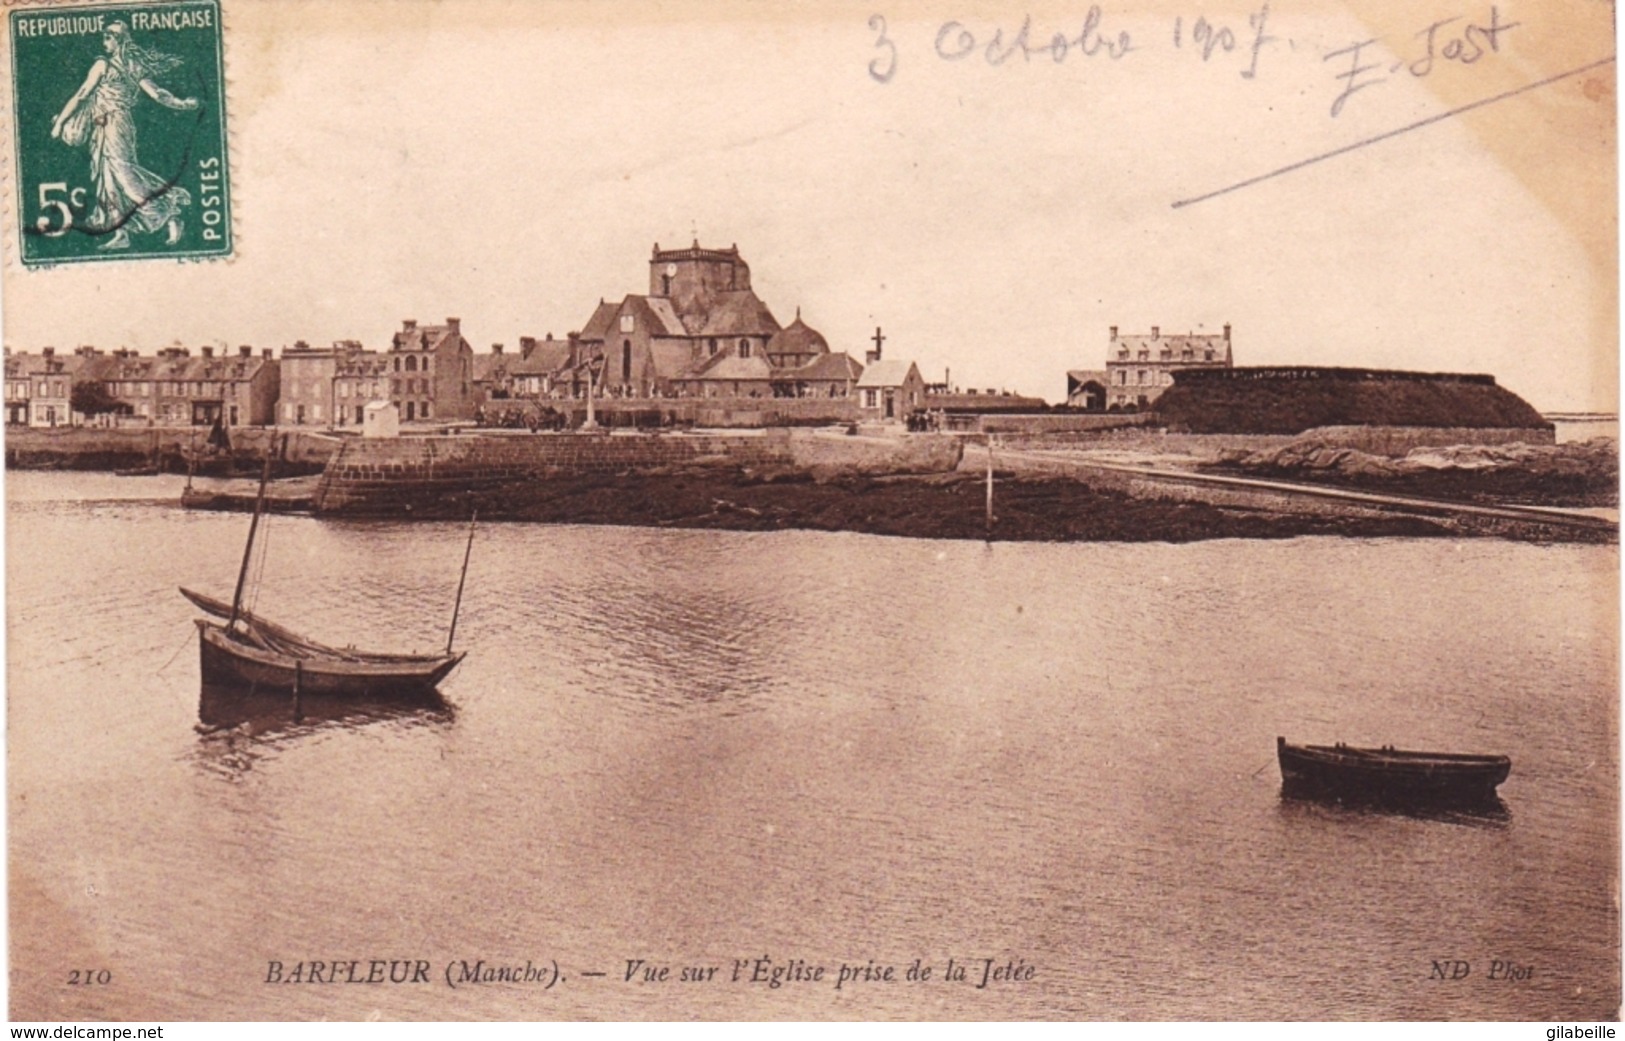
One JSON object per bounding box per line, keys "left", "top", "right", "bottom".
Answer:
{"left": 7, "top": 472, "right": 1618, "bottom": 1021}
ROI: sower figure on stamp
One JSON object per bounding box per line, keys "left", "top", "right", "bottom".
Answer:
{"left": 49, "top": 21, "right": 199, "bottom": 250}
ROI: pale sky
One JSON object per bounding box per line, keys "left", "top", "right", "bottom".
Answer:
{"left": 0, "top": 0, "right": 1616, "bottom": 411}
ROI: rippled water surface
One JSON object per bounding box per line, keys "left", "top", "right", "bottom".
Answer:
{"left": 7, "top": 472, "right": 1618, "bottom": 1020}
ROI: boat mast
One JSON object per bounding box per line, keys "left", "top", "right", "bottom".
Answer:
{"left": 228, "top": 435, "right": 278, "bottom": 631}
{"left": 446, "top": 508, "right": 478, "bottom": 654}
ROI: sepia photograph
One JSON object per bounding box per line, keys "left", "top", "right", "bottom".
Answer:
{"left": 2, "top": 0, "right": 1618, "bottom": 1023}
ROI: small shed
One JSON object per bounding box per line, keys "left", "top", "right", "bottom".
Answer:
{"left": 363, "top": 400, "right": 400, "bottom": 438}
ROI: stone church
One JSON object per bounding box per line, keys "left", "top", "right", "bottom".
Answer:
{"left": 575, "top": 242, "right": 859, "bottom": 399}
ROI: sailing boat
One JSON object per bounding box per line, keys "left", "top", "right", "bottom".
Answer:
{"left": 181, "top": 441, "right": 471, "bottom": 697}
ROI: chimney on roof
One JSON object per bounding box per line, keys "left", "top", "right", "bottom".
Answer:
{"left": 201, "top": 346, "right": 214, "bottom": 359}
{"left": 403, "top": 319, "right": 417, "bottom": 331}
{"left": 492, "top": 343, "right": 504, "bottom": 355}
{"left": 1223, "top": 323, "right": 1231, "bottom": 342}
{"left": 263, "top": 348, "right": 273, "bottom": 359}
{"left": 239, "top": 346, "right": 251, "bottom": 358}
{"left": 42, "top": 346, "right": 54, "bottom": 358}
{"left": 1151, "top": 326, "right": 1160, "bottom": 339}
{"left": 519, "top": 336, "right": 537, "bottom": 359}
{"left": 1109, "top": 325, "right": 1118, "bottom": 340}
{"left": 446, "top": 317, "right": 460, "bottom": 334}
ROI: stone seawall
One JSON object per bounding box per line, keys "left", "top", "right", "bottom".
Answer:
{"left": 5, "top": 425, "right": 339, "bottom": 470}
{"left": 311, "top": 431, "right": 963, "bottom": 515}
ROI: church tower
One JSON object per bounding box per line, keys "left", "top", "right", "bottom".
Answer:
{"left": 649, "top": 241, "right": 752, "bottom": 326}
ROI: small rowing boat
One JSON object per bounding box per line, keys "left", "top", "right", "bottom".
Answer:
{"left": 1277, "top": 736, "right": 1510, "bottom": 806}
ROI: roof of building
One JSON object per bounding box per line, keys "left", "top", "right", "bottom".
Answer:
{"left": 680, "top": 354, "right": 773, "bottom": 382}
{"left": 765, "top": 311, "right": 830, "bottom": 362}
{"left": 12, "top": 350, "right": 274, "bottom": 385}
{"left": 336, "top": 352, "right": 389, "bottom": 377}
{"left": 1112, "top": 332, "right": 1231, "bottom": 364}
{"left": 512, "top": 341, "right": 573, "bottom": 374}
{"left": 784, "top": 351, "right": 861, "bottom": 382}
{"left": 640, "top": 296, "right": 687, "bottom": 337}
{"left": 697, "top": 290, "right": 780, "bottom": 338}
{"left": 856, "top": 359, "right": 920, "bottom": 388}
{"left": 578, "top": 300, "right": 620, "bottom": 342}
{"left": 392, "top": 320, "right": 466, "bottom": 354}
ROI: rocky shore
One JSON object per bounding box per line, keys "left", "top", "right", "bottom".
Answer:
{"left": 1206, "top": 437, "right": 1618, "bottom": 509}
{"left": 391, "top": 466, "right": 1608, "bottom": 544}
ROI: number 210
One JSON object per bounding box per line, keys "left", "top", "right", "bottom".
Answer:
{"left": 67, "top": 969, "right": 111, "bottom": 985}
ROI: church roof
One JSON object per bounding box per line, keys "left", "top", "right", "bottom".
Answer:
{"left": 687, "top": 354, "right": 773, "bottom": 381}
{"left": 766, "top": 311, "right": 829, "bottom": 360}
{"left": 697, "top": 290, "right": 780, "bottom": 338}
{"left": 579, "top": 300, "right": 620, "bottom": 342}
{"left": 639, "top": 296, "right": 687, "bottom": 337}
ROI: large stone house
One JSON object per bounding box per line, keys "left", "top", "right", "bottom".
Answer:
{"left": 1103, "top": 324, "right": 1233, "bottom": 409}
{"left": 386, "top": 317, "right": 476, "bottom": 422}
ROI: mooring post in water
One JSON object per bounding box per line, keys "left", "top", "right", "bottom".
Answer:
{"left": 985, "top": 434, "right": 996, "bottom": 539}
{"left": 293, "top": 660, "right": 303, "bottom": 722}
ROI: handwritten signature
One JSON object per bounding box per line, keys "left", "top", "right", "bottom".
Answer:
{"left": 1325, "top": 7, "right": 1520, "bottom": 117}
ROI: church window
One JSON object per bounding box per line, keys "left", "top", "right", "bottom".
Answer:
{"left": 621, "top": 314, "right": 635, "bottom": 333}
{"left": 739, "top": 339, "right": 750, "bottom": 357}
{"left": 709, "top": 338, "right": 718, "bottom": 356}
{"left": 622, "top": 341, "right": 632, "bottom": 383}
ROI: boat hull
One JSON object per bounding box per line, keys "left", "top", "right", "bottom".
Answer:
{"left": 1277, "top": 737, "right": 1510, "bottom": 807}
{"left": 197, "top": 621, "right": 463, "bottom": 698}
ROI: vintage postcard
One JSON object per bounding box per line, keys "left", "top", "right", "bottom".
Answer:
{"left": 2, "top": 0, "right": 1617, "bottom": 1024}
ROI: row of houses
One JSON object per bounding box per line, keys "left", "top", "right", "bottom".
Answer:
{"left": 4, "top": 344, "right": 282, "bottom": 429}
{"left": 4, "top": 242, "right": 951, "bottom": 430}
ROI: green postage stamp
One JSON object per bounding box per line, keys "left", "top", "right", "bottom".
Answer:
{"left": 7, "top": 0, "right": 229, "bottom": 265}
